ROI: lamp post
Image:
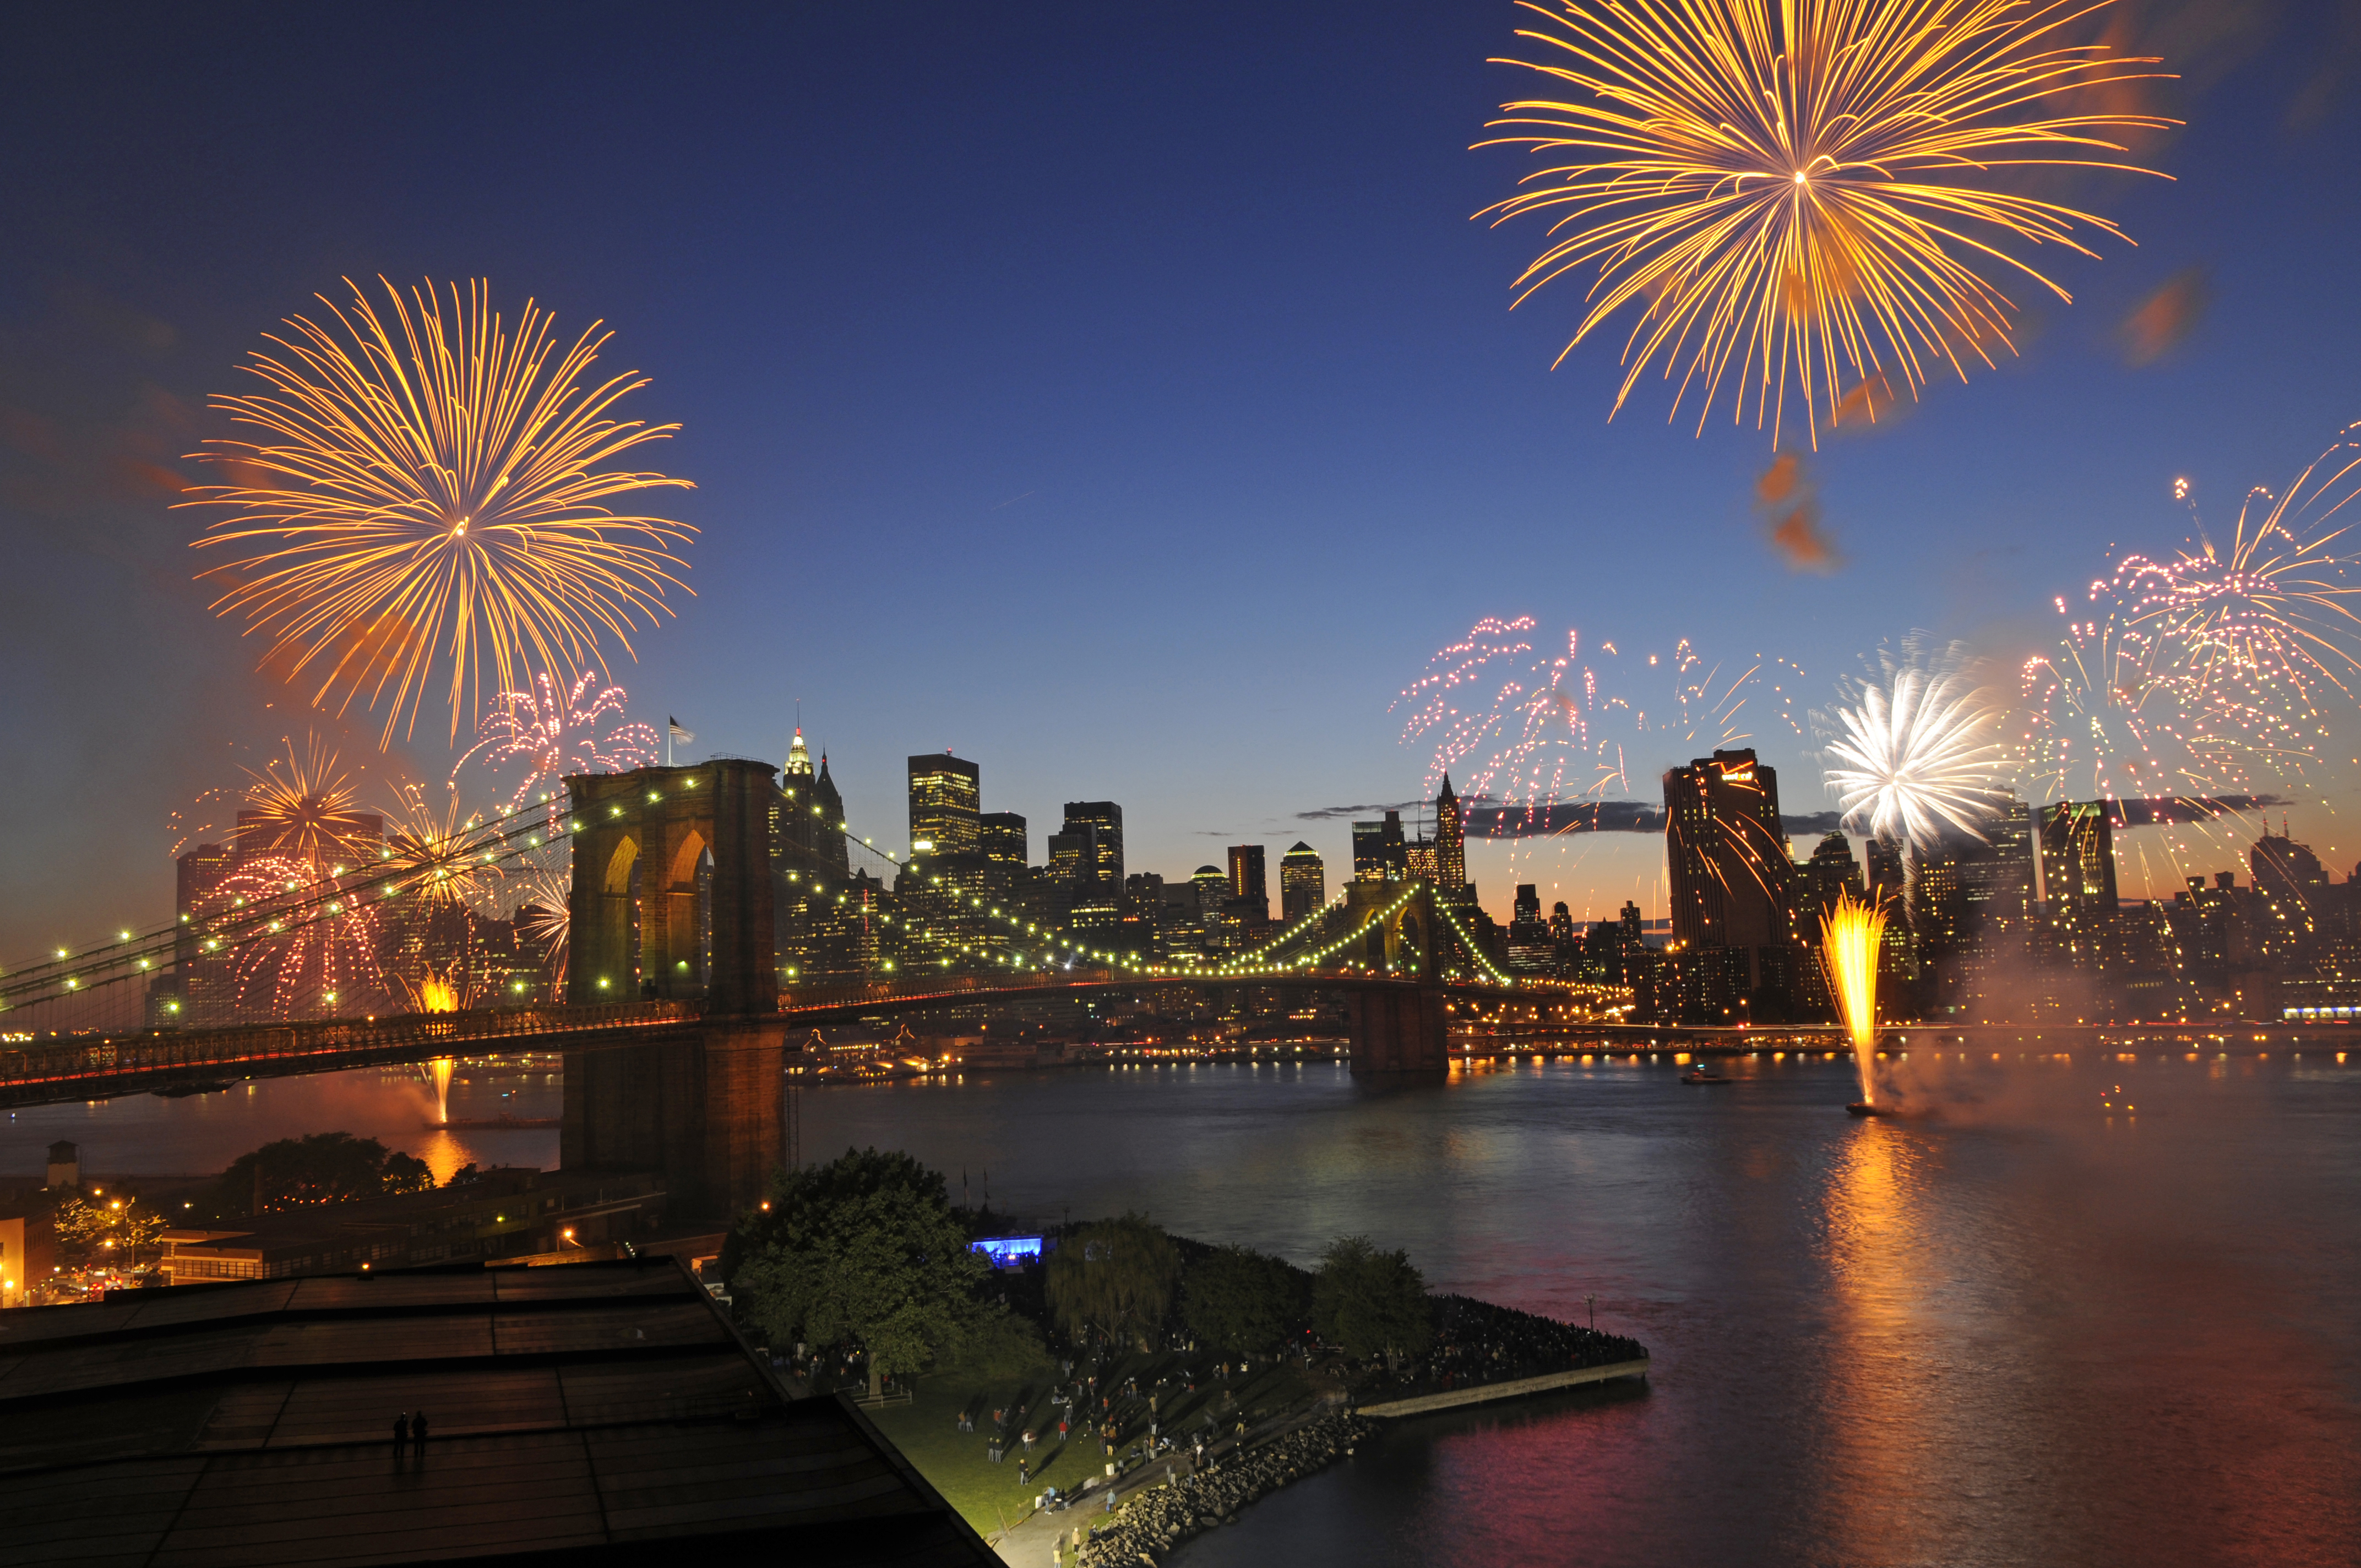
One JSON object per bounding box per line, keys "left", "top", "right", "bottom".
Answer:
{"left": 1585, "top": 1292, "right": 1596, "bottom": 1330}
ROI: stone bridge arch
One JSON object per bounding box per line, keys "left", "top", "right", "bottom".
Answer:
{"left": 561, "top": 759, "right": 785, "bottom": 1219}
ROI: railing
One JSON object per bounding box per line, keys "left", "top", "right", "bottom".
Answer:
{"left": 0, "top": 1000, "right": 700, "bottom": 1104}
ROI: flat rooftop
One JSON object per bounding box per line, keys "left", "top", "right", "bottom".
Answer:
{"left": 0, "top": 1256, "right": 993, "bottom": 1566}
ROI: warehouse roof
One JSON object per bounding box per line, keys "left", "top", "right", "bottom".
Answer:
{"left": 0, "top": 1256, "right": 993, "bottom": 1566}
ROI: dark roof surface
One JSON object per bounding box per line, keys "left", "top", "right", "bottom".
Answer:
{"left": 0, "top": 1259, "right": 992, "bottom": 1567}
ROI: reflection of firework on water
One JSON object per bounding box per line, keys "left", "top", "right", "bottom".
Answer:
{"left": 454, "top": 671, "right": 660, "bottom": 808}
{"left": 236, "top": 736, "right": 380, "bottom": 869}
{"left": 1818, "top": 636, "right": 2010, "bottom": 851}
{"left": 512, "top": 863, "right": 572, "bottom": 988}
{"left": 1477, "top": 0, "right": 2174, "bottom": 448}
{"left": 381, "top": 782, "right": 505, "bottom": 914}
{"left": 193, "top": 853, "right": 382, "bottom": 1020}
{"left": 1397, "top": 618, "right": 1804, "bottom": 813}
{"left": 184, "top": 276, "right": 696, "bottom": 745}
{"left": 2124, "top": 427, "right": 2361, "bottom": 733}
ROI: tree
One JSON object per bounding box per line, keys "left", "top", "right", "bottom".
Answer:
{"left": 52, "top": 1195, "right": 167, "bottom": 1268}
{"left": 1182, "top": 1245, "right": 1307, "bottom": 1357}
{"left": 1046, "top": 1213, "right": 1180, "bottom": 1350}
{"left": 1312, "top": 1235, "right": 1432, "bottom": 1366}
{"left": 729, "top": 1148, "right": 990, "bottom": 1400}
{"left": 204, "top": 1133, "right": 437, "bottom": 1218}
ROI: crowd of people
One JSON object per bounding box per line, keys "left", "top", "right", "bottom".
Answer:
{"left": 1350, "top": 1293, "right": 1647, "bottom": 1405}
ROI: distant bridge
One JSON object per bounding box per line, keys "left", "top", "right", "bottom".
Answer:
{"left": 1, "top": 760, "right": 1617, "bottom": 1215}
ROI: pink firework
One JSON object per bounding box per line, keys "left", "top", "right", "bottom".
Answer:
{"left": 454, "top": 672, "right": 660, "bottom": 807}
{"left": 1395, "top": 618, "right": 1802, "bottom": 813}
{"left": 191, "top": 853, "right": 384, "bottom": 1020}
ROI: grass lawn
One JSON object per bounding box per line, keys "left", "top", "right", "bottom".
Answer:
{"left": 869, "top": 1351, "right": 1320, "bottom": 1540}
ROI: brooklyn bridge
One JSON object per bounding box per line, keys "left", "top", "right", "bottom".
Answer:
{"left": 0, "top": 759, "right": 1625, "bottom": 1215}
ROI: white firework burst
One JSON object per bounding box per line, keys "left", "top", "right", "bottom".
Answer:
{"left": 1820, "top": 638, "right": 2011, "bottom": 850}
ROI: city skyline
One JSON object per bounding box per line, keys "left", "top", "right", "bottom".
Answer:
{"left": 6, "top": 5, "right": 2361, "bottom": 951}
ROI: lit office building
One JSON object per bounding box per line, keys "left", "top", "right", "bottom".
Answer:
{"left": 907, "top": 752, "right": 981, "bottom": 856}
{"left": 1663, "top": 750, "right": 1794, "bottom": 991}
{"left": 1227, "top": 844, "right": 1268, "bottom": 921}
{"left": 1280, "top": 842, "right": 1326, "bottom": 921}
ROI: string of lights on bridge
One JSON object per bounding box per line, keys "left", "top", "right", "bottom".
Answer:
{"left": 8, "top": 762, "right": 1618, "bottom": 1022}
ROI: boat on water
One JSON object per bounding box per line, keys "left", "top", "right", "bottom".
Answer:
{"left": 1682, "top": 1068, "right": 1731, "bottom": 1085}
{"left": 423, "top": 1112, "right": 560, "bottom": 1131}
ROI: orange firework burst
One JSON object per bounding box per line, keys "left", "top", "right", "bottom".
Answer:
{"left": 237, "top": 736, "right": 380, "bottom": 870}
{"left": 184, "top": 277, "right": 695, "bottom": 744}
{"left": 1477, "top": 0, "right": 2176, "bottom": 447}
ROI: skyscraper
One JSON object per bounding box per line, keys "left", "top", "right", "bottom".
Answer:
{"left": 1191, "top": 864, "right": 1229, "bottom": 917}
{"left": 1050, "top": 801, "right": 1124, "bottom": 888}
{"left": 1227, "top": 844, "right": 1267, "bottom": 918}
{"left": 1433, "top": 775, "right": 1467, "bottom": 890}
{"left": 1663, "top": 750, "right": 1794, "bottom": 975}
{"left": 777, "top": 729, "right": 848, "bottom": 875}
{"left": 2038, "top": 801, "right": 2119, "bottom": 970}
{"left": 907, "top": 753, "right": 980, "bottom": 856}
{"left": 980, "top": 812, "right": 1028, "bottom": 869}
{"left": 1280, "top": 842, "right": 1325, "bottom": 921}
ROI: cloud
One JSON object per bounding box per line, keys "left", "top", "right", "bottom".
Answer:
{"left": 1294, "top": 799, "right": 1423, "bottom": 821}
{"left": 2120, "top": 267, "right": 2210, "bottom": 366}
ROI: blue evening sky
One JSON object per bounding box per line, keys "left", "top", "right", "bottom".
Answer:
{"left": 4, "top": 1, "right": 2358, "bottom": 949}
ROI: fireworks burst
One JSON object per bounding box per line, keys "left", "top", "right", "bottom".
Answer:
{"left": 235, "top": 736, "right": 380, "bottom": 869}
{"left": 512, "top": 863, "right": 573, "bottom": 989}
{"left": 1820, "top": 890, "right": 1887, "bottom": 1106}
{"left": 1477, "top": 0, "right": 2175, "bottom": 447}
{"left": 1819, "top": 637, "right": 2010, "bottom": 850}
{"left": 381, "top": 782, "right": 506, "bottom": 914}
{"left": 1399, "top": 617, "right": 1804, "bottom": 813}
{"left": 192, "top": 854, "right": 383, "bottom": 1020}
{"left": 184, "top": 277, "right": 697, "bottom": 745}
{"left": 2126, "top": 426, "right": 2361, "bottom": 725}
{"left": 454, "top": 671, "right": 660, "bottom": 808}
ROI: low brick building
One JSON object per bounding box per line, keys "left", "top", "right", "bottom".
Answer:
{"left": 159, "top": 1166, "right": 666, "bottom": 1283}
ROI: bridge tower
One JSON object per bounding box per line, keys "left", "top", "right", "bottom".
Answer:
{"left": 1344, "top": 881, "right": 1450, "bottom": 1076}
{"left": 562, "top": 759, "right": 786, "bottom": 1219}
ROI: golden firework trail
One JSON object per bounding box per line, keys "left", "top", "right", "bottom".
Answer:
{"left": 1478, "top": 0, "right": 2175, "bottom": 448}
{"left": 380, "top": 781, "right": 505, "bottom": 914}
{"left": 1820, "top": 889, "right": 1886, "bottom": 1104}
{"left": 237, "top": 736, "right": 379, "bottom": 870}
{"left": 185, "top": 277, "right": 695, "bottom": 745}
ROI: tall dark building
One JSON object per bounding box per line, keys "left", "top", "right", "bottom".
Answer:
{"left": 1049, "top": 801, "right": 1124, "bottom": 888}
{"left": 1958, "top": 799, "right": 2034, "bottom": 933}
{"left": 778, "top": 729, "right": 848, "bottom": 875}
{"left": 1351, "top": 813, "right": 1413, "bottom": 883}
{"left": 1433, "top": 776, "right": 1467, "bottom": 891}
{"left": 2038, "top": 801, "right": 2119, "bottom": 970}
{"left": 2250, "top": 831, "right": 2328, "bottom": 955}
{"left": 1280, "top": 842, "right": 1326, "bottom": 921}
{"left": 980, "top": 812, "right": 1028, "bottom": 870}
{"left": 907, "top": 752, "right": 981, "bottom": 856}
{"left": 1351, "top": 810, "right": 1409, "bottom": 882}
{"left": 1798, "top": 832, "right": 1864, "bottom": 938}
{"left": 1227, "top": 844, "right": 1268, "bottom": 919}
{"left": 1663, "top": 750, "right": 1794, "bottom": 978}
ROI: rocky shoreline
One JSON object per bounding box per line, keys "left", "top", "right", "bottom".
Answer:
{"left": 1075, "top": 1411, "right": 1372, "bottom": 1566}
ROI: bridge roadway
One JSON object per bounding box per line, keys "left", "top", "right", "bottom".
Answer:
{"left": 0, "top": 971, "right": 1560, "bottom": 1109}
{"left": 10, "top": 973, "right": 2333, "bottom": 1110}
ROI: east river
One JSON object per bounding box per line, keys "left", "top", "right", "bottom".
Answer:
{"left": 7, "top": 1047, "right": 2357, "bottom": 1566}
